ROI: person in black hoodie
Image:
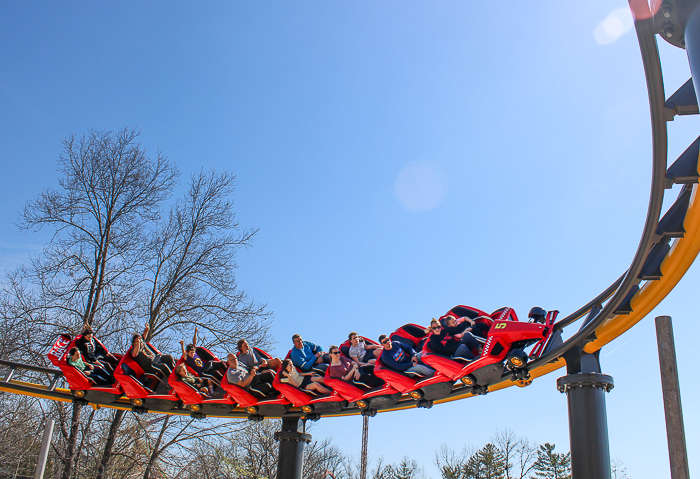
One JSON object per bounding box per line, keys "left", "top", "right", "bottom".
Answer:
{"left": 438, "top": 317, "right": 483, "bottom": 361}
{"left": 75, "top": 326, "right": 118, "bottom": 372}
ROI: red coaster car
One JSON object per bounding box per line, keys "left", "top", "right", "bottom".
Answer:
{"left": 421, "top": 306, "right": 559, "bottom": 395}
{"left": 168, "top": 349, "right": 235, "bottom": 416}
{"left": 47, "top": 334, "right": 123, "bottom": 403}
{"left": 220, "top": 347, "right": 290, "bottom": 418}
{"left": 273, "top": 350, "right": 348, "bottom": 418}
{"left": 114, "top": 343, "right": 180, "bottom": 411}
{"left": 324, "top": 337, "right": 401, "bottom": 415}
{"left": 374, "top": 325, "right": 455, "bottom": 408}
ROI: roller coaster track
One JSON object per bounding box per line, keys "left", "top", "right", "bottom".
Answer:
{"left": 1, "top": 0, "right": 699, "bottom": 419}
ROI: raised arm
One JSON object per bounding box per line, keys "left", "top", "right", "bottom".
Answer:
{"left": 179, "top": 340, "right": 186, "bottom": 356}
{"left": 192, "top": 327, "right": 198, "bottom": 348}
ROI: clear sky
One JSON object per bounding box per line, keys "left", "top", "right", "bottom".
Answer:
{"left": 1, "top": 2, "right": 698, "bottom": 478}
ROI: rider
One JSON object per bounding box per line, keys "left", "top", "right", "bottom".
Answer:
{"left": 378, "top": 335, "right": 434, "bottom": 377}
{"left": 290, "top": 334, "right": 329, "bottom": 374}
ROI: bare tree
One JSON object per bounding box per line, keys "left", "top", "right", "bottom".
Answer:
{"left": 1, "top": 127, "right": 178, "bottom": 479}
{"left": 95, "top": 170, "right": 273, "bottom": 478}
{"left": 371, "top": 457, "right": 394, "bottom": 479}
{"left": 611, "top": 458, "right": 628, "bottom": 479}
{"left": 142, "top": 168, "right": 270, "bottom": 351}
{"left": 17, "top": 127, "right": 177, "bottom": 337}
{"left": 493, "top": 429, "right": 537, "bottom": 479}
{"left": 434, "top": 443, "right": 475, "bottom": 479}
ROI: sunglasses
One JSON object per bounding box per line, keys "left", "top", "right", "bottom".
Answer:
{"left": 431, "top": 326, "right": 441, "bottom": 330}
{"left": 331, "top": 351, "right": 340, "bottom": 355}
{"left": 380, "top": 339, "right": 390, "bottom": 345}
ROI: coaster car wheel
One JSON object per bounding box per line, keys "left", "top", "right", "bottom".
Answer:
{"left": 528, "top": 307, "right": 546, "bottom": 323}
{"left": 507, "top": 349, "right": 528, "bottom": 369}
{"left": 512, "top": 369, "right": 531, "bottom": 381}
{"left": 301, "top": 404, "right": 314, "bottom": 414}
{"left": 461, "top": 374, "right": 476, "bottom": 386}
{"left": 409, "top": 390, "right": 424, "bottom": 400}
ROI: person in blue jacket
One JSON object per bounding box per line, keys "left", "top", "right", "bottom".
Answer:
{"left": 378, "top": 335, "right": 434, "bottom": 377}
{"left": 290, "top": 334, "right": 329, "bottom": 373}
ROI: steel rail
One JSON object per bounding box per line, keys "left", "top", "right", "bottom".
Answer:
{"left": 527, "top": 0, "right": 669, "bottom": 370}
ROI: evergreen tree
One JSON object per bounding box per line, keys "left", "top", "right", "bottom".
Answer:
{"left": 463, "top": 443, "right": 505, "bottom": 479}
{"left": 393, "top": 456, "right": 424, "bottom": 479}
{"left": 532, "top": 443, "right": 571, "bottom": 479}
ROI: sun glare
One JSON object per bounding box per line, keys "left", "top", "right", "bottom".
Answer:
{"left": 594, "top": 8, "right": 633, "bottom": 45}
{"left": 394, "top": 160, "right": 448, "bottom": 212}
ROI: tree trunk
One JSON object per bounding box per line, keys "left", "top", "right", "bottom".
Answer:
{"left": 95, "top": 409, "right": 125, "bottom": 479}
{"left": 72, "top": 409, "right": 95, "bottom": 478}
{"left": 60, "top": 402, "right": 83, "bottom": 479}
{"left": 144, "top": 415, "right": 170, "bottom": 479}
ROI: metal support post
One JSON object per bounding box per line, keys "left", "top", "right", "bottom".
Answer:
{"left": 34, "top": 419, "right": 54, "bottom": 479}
{"left": 558, "top": 349, "right": 613, "bottom": 479}
{"left": 275, "top": 417, "right": 312, "bottom": 479}
{"left": 681, "top": 0, "right": 700, "bottom": 98}
{"left": 655, "top": 316, "right": 690, "bottom": 479}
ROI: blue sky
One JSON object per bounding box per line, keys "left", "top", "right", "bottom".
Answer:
{"left": 1, "top": 2, "right": 698, "bottom": 478}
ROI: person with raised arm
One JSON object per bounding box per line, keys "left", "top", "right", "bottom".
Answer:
{"left": 130, "top": 323, "right": 175, "bottom": 377}
{"left": 179, "top": 326, "right": 225, "bottom": 379}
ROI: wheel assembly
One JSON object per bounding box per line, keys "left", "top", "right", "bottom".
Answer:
{"left": 301, "top": 404, "right": 314, "bottom": 414}
{"left": 409, "top": 390, "right": 424, "bottom": 400}
{"left": 507, "top": 349, "right": 528, "bottom": 369}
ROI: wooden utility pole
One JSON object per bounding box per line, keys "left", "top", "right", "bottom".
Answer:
{"left": 655, "top": 315, "right": 690, "bottom": 479}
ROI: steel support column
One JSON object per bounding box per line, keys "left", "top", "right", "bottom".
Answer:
{"left": 275, "top": 417, "right": 312, "bottom": 479}
{"left": 681, "top": 0, "right": 700, "bottom": 97}
{"left": 34, "top": 419, "right": 54, "bottom": 479}
{"left": 558, "top": 350, "right": 613, "bottom": 479}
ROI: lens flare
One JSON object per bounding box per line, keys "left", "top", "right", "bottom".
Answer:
{"left": 594, "top": 7, "right": 633, "bottom": 45}
{"left": 394, "top": 160, "right": 448, "bottom": 212}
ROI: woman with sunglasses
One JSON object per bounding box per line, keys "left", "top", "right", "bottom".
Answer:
{"left": 328, "top": 346, "right": 384, "bottom": 388}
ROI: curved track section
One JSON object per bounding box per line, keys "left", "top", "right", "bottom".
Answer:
{"left": 1, "top": 0, "right": 699, "bottom": 418}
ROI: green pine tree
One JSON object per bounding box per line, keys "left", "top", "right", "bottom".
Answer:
{"left": 463, "top": 443, "right": 506, "bottom": 479}
{"left": 393, "top": 456, "right": 424, "bottom": 479}
{"left": 532, "top": 443, "right": 571, "bottom": 479}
